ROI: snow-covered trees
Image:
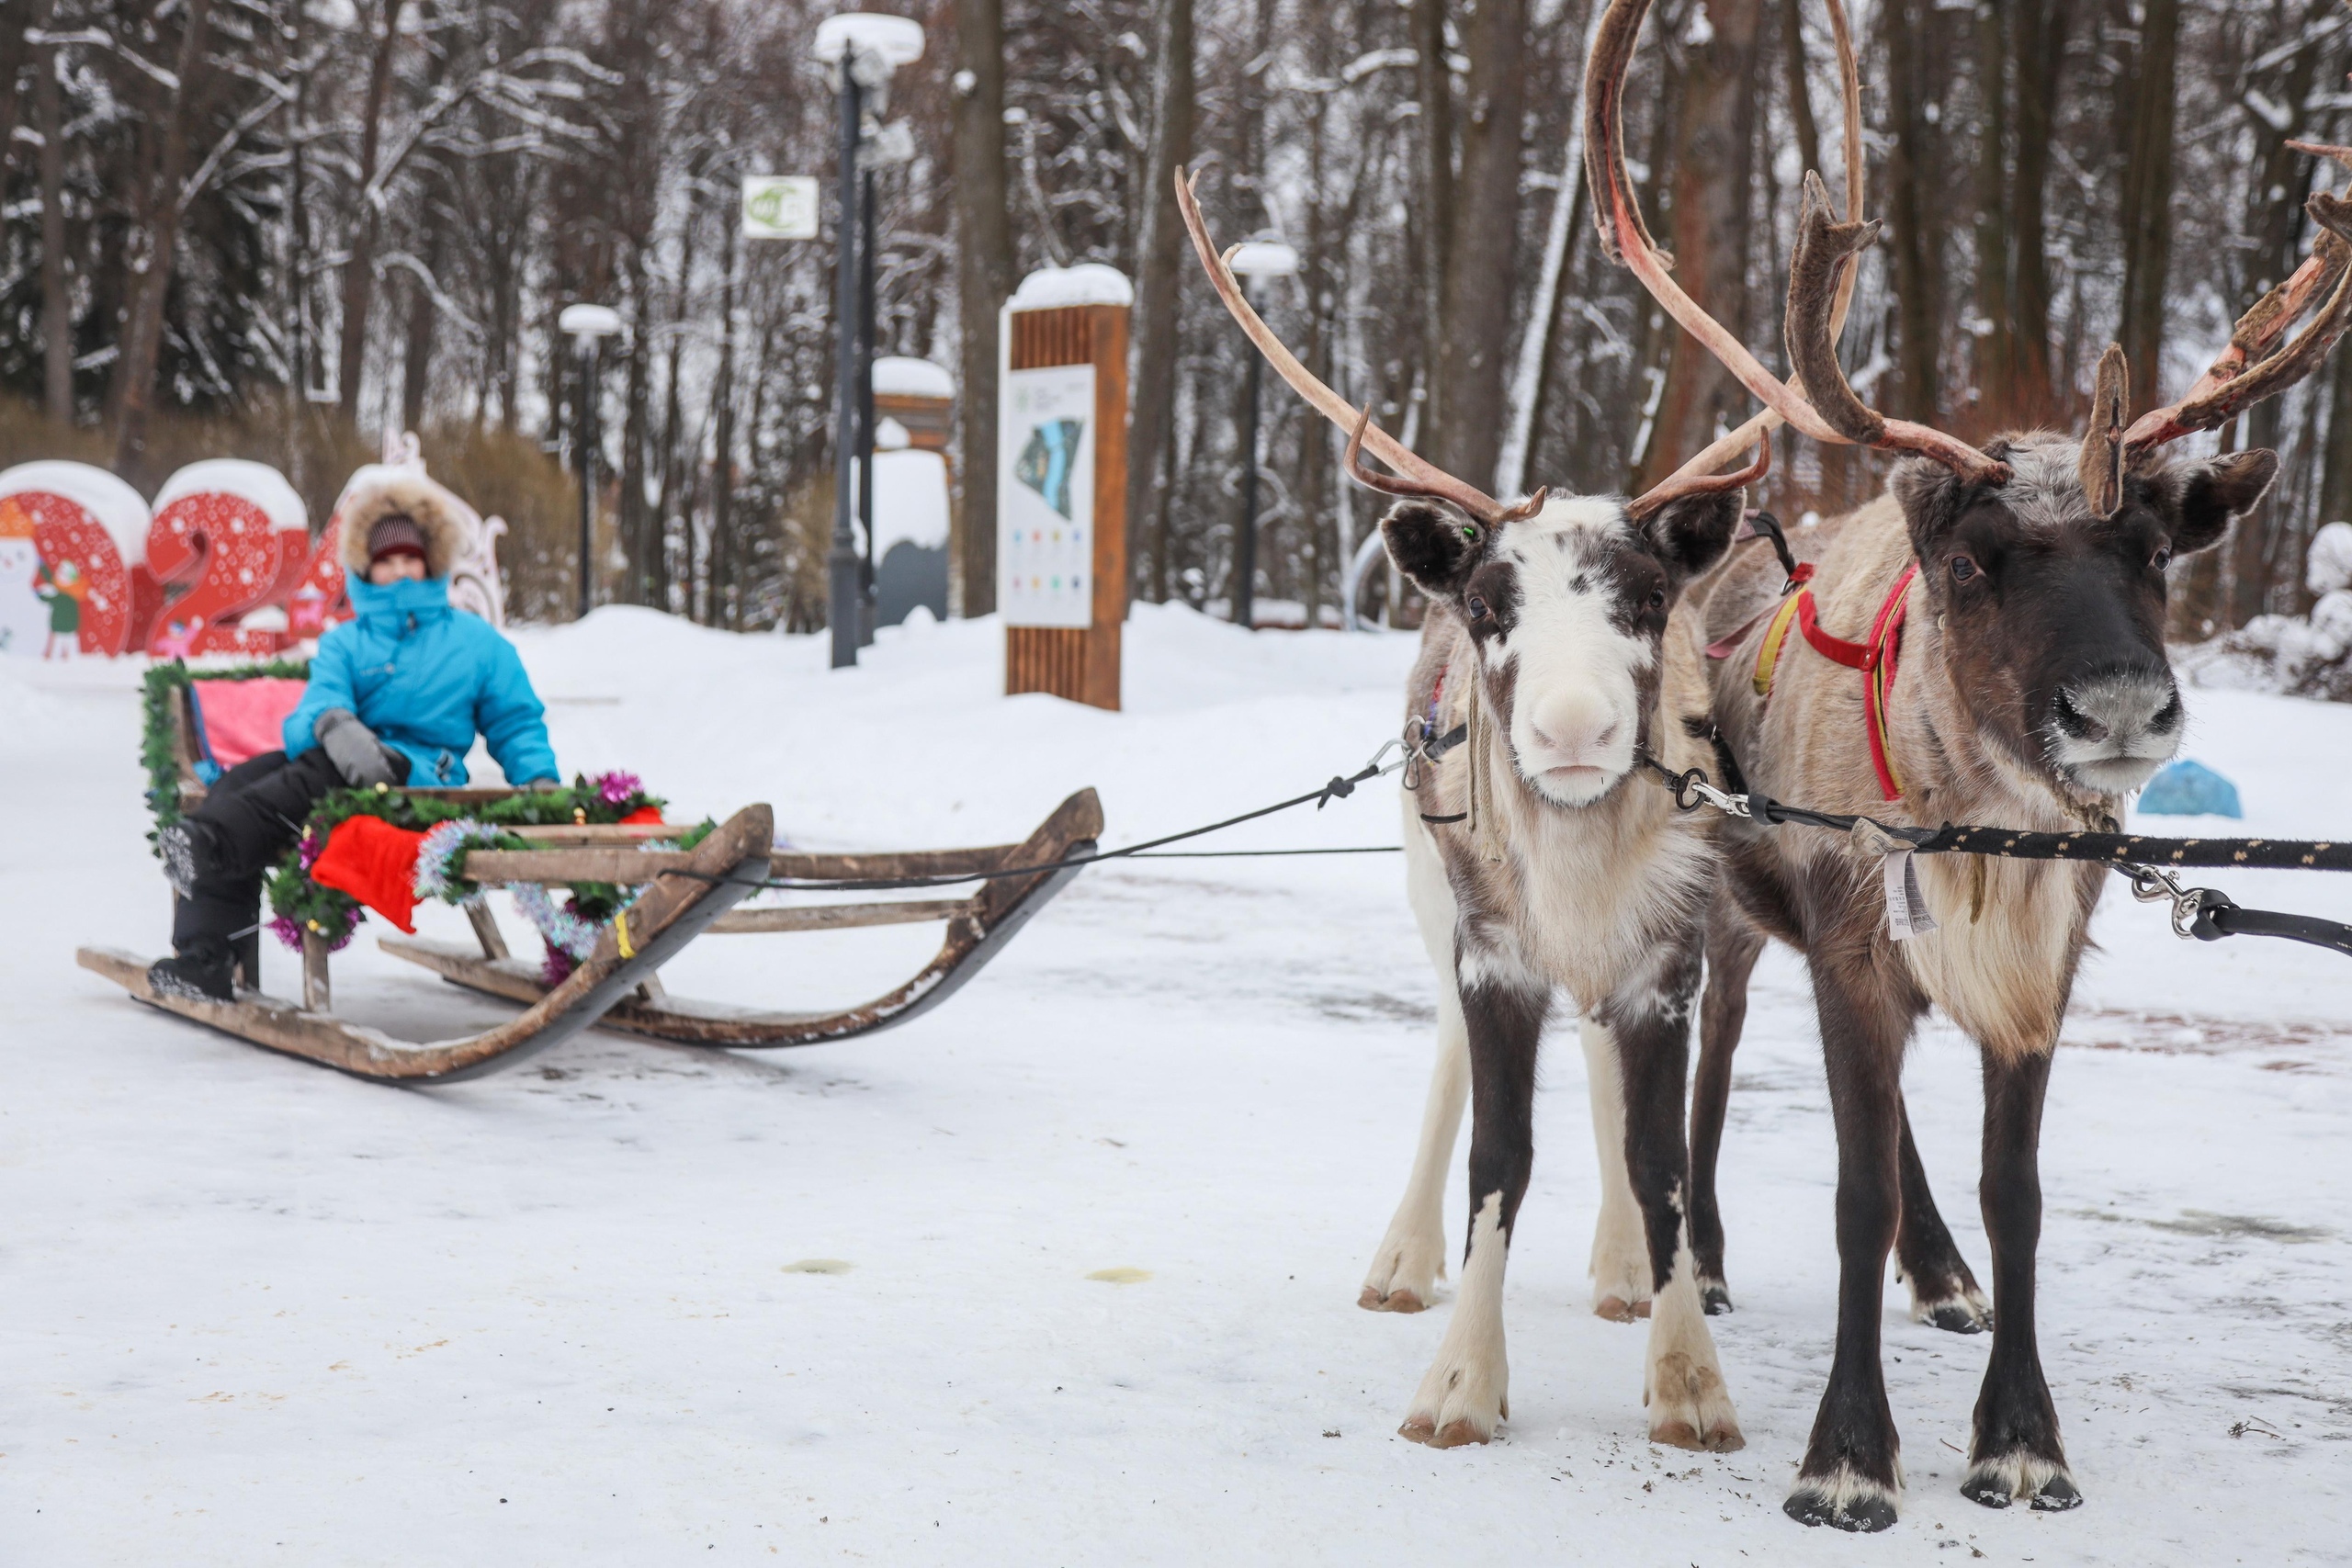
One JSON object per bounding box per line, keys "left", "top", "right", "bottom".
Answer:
{"left": 5, "top": 0, "right": 2352, "bottom": 631}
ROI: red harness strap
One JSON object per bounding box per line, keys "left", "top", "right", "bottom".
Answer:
{"left": 1713, "top": 561, "right": 1917, "bottom": 802}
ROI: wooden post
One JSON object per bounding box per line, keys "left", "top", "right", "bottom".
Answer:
{"left": 466, "top": 901, "right": 510, "bottom": 960}
{"left": 1001, "top": 283, "right": 1128, "bottom": 711}
{"left": 300, "top": 927, "right": 331, "bottom": 1012}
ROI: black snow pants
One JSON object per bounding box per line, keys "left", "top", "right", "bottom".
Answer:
{"left": 172, "top": 746, "right": 409, "bottom": 965}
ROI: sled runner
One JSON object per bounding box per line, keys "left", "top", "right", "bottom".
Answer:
{"left": 78, "top": 804, "right": 776, "bottom": 1083}
{"left": 376, "top": 788, "right": 1103, "bottom": 1048}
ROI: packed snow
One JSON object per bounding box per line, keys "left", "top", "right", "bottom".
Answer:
{"left": 4, "top": 604, "right": 2348, "bottom": 1564}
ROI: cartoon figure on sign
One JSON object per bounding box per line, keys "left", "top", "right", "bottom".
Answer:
{"left": 35, "top": 558, "right": 85, "bottom": 659}
{"left": 1014, "top": 419, "right": 1084, "bottom": 519}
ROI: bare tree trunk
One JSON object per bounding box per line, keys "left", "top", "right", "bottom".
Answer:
{"left": 713, "top": 208, "right": 738, "bottom": 627}
{"left": 2009, "top": 0, "right": 2066, "bottom": 425}
{"left": 1638, "top": 0, "right": 1763, "bottom": 491}
{"left": 1411, "top": 0, "right": 1453, "bottom": 454}
{"left": 1127, "top": 0, "right": 1193, "bottom": 606}
{"left": 952, "top": 0, "right": 1013, "bottom": 616}
{"left": 657, "top": 186, "right": 700, "bottom": 615}
{"left": 38, "top": 20, "right": 72, "bottom": 423}
{"left": 1882, "top": 0, "right": 1941, "bottom": 426}
{"left": 1431, "top": 0, "right": 1532, "bottom": 486}
{"left": 400, "top": 220, "right": 447, "bottom": 433}
{"left": 2118, "top": 0, "right": 2178, "bottom": 420}
{"left": 621, "top": 240, "right": 658, "bottom": 606}
{"left": 1970, "top": 0, "right": 2013, "bottom": 432}
{"left": 112, "top": 0, "right": 216, "bottom": 469}
{"left": 338, "top": 0, "right": 412, "bottom": 426}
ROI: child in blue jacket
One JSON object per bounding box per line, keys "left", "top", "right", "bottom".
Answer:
{"left": 151, "top": 469, "right": 560, "bottom": 1000}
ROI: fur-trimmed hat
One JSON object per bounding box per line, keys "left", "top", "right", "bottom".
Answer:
{"left": 336, "top": 468, "right": 476, "bottom": 579}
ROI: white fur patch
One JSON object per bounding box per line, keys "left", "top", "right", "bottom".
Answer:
{"left": 1400, "top": 1190, "right": 1511, "bottom": 1446}
{"left": 1363, "top": 801, "right": 1474, "bottom": 1314}
{"left": 1491, "top": 500, "right": 1654, "bottom": 806}
{"left": 1643, "top": 1211, "right": 1743, "bottom": 1450}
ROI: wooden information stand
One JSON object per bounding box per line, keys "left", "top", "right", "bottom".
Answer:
{"left": 1002, "top": 288, "right": 1127, "bottom": 711}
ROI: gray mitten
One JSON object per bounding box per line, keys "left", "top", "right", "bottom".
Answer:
{"left": 314, "top": 707, "right": 400, "bottom": 788}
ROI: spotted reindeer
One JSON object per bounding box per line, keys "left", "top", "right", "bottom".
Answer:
{"left": 1588, "top": 0, "right": 2352, "bottom": 1529}
{"left": 1175, "top": 149, "right": 1794, "bottom": 1450}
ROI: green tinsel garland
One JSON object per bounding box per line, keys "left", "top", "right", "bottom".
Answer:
{"left": 141, "top": 659, "right": 311, "bottom": 853}
{"left": 261, "top": 777, "right": 712, "bottom": 952}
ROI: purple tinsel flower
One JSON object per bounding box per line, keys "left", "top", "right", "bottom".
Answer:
{"left": 594, "top": 770, "right": 643, "bottom": 807}
{"left": 271, "top": 903, "right": 362, "bottom": 953}
{"left": 297, "top": 828, "right": 324, "bottom": 871}
{"left": 541, "top": 947, "right": 577, "bottom": 987}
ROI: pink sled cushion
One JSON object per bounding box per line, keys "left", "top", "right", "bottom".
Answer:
{"left": 189, "top": 677, "right": 311, "bottom": 773}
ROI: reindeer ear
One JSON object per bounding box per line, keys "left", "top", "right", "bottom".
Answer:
{"left": 1380, "top": 501, "right": 1485, "bottom": 596}
{"left": 2166, "top": 448, "right": 2277, "bottom": 556}
{"left": 1642, "top": 491, "right": 1744, "bottom": 588}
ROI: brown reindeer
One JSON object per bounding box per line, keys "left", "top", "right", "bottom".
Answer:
{"left": 1588, "top": 0, "right": 2352, "bottom": 1530}
{"left": 1176, "top": 162, "right": 1774, "bottom": 1449}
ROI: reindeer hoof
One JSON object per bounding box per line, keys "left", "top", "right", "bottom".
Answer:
{"left": 1699, "top": 1280, "right": 1735, "bottom": 1315}
{"left": 1359, "top": 1285, "right": 1428, "bottom": 1314}
{"left": 1593, "top": 1294, "right": 1651, "bottom": 1323}
{"left": 1785, "top": 1468, "right": 1900, "bottom": 1532}
{"left": 1962, "top": 1452, "right": 2081, "bottom": 1512}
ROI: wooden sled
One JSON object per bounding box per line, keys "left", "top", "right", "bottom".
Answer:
{"left": 77, "top": 806, "right": 775, "bottom": 1084}
{"left": 377, "top": 788, "right": 1103, "bottom": 1049}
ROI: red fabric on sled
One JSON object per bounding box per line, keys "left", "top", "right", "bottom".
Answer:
{"left": 621, "top": 806, "right": 662, "bottom": 825}
{"left": 310, "top": 814, "right": 425, "bottom": 934}
{"left": 190, "top": 677, "right": 310, "bottom": 770}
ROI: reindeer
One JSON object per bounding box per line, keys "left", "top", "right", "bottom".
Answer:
{"left": 1175, "top": 165, "right": 1772, "bottom": 1450}
{"left": 1587, "top": 0, "right": 2352, "bottom": 1529}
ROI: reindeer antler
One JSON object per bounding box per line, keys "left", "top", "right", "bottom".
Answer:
{"left": 1587, "top": 0, "right": 2012, "bottom": 496}
{"left": 2078, "top": 344, "right": 2130, "bottom": 518}
{"left": 2121, "top": 143, "right": 2352, "bottom": 460}
{"left": 1174, "top": 170, "right": 1546, "bottom": 526}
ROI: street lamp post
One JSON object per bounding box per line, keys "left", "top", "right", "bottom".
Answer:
{"left": 1226, "top": 236, "right": 1297, "bottom": 631}
{"left": 558, "top": 302, "right": 623, "bottom": 622}
{"left": 814, "top": 13, "right": 922, "bottom": 670}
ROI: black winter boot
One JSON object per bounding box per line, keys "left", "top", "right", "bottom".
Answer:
{"left": 148, "top": 938, "right": 237, "bottom": 1002}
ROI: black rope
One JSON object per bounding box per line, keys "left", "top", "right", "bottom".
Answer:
{"left": 666, "top": 753, "right": 1404, "bottom": 896}
{"left": 1635, "top": 753, "right": 2352, "bottom": 959}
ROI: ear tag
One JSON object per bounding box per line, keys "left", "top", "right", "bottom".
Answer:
{"left": 1460, "top": 525, "right": 1479, "bottom": 543}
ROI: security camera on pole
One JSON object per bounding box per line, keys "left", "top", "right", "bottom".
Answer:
{"left": 812, "top": 13, "right": 922, "bottom": 671}
{"left": 558, "top": 303, "right": 623, "bottom": 622}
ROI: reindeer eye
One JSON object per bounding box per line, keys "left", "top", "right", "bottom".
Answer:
{"left": 1646, "top": 587, "right": 1668, "bottom": 610}
{"left": 1466, "top": 594, "right": 1491, "bottom": 620}
{"left": 1950, "top": 555, "right": 1979, "bottom": 583}
{"left": 2151, "top": 547, "right": 2172, "bottom": 572}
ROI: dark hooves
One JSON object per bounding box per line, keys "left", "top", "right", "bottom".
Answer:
{"left": 1784, "top": 1483, "right": 1898, "bottom": 1533}
{"left": 2031, "top": 1473, "right": 2085, "bottom": 1512}
{"left": 1926, "top": 1301, "right": 1990, "bottom": 1335}
{"left": 1962, "top": 1468, "right": 2081, "bottom": 1513}
{"left": 1700, "top": 1280, "right": 1735, "bottom": 1316}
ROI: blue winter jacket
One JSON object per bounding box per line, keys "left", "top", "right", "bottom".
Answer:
{"left": 283, "top": 576, "right": 559, "bottom": 787}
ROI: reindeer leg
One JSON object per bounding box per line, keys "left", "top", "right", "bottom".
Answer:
{"left": 1608, "top": 936, "right": 1743, "bottom": 1451}
{"left": 1583, "top": 1014, "right": 1652, "bottom": 1321}
{"left": 1785, "top": 948, "right": 1913, "bottom": 1532}
{"left": 1398, "top": 944, "right": 1548, "bottom": 1449}
{"left": 1961, "top": 1044, "right": 2081, "bottom": 1513}
{"left": 1894, "top": 1099, "right": 1995, "bottom": 1334}
{"left": 1690, "top": 899, "right": 1763, "bottom": 1314}
{"left": 1362, "top": 815, "right": 1470, "bottom": 1314}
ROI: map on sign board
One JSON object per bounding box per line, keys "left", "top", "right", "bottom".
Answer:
{"left": 997, "top": 365, "right": 1096, "bottom": 628}
{"left": 741, "top": 176, "right": 819, "bottom": 241}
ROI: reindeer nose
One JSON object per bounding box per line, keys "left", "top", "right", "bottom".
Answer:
{"left": 1531, "top": 694, "right": 1621, "bottom": 764}
{"left": 2057, "top": 670, "right": 2181, "bottom": 744}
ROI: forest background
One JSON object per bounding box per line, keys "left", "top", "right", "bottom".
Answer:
{"left": 3, "top": 0, "right": 2346, "bottom": 632}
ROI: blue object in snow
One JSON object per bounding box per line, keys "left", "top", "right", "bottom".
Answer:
{"left": 2138, "top": 758, "right": 2243, "bottom": 818}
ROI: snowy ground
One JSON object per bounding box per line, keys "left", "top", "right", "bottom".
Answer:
{"left": 4, "top": 604, "right": 2348, "bottom": 1566}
